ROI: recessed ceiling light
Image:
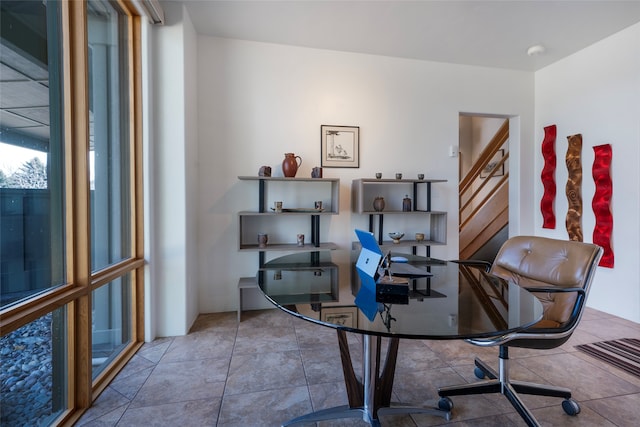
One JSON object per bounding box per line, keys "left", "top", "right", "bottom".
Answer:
{"left": 527, "top": 45, "right": 546, "bottom": 56}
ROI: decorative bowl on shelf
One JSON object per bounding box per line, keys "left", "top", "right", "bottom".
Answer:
{"left": 388, "top": 232, "right": 404, "bottom": 244}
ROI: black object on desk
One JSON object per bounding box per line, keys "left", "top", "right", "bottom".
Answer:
{"left": 258, "top": 248, "right": 543, "bottom": 427}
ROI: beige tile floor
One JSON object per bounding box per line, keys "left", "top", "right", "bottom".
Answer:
{"left": 76, "top": 307, "right": 640, "bottom": 426}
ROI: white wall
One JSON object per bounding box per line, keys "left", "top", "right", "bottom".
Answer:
{"left": 535, "top": 23, "right": 640, "bottom": 322}
{"left": 150, "top": 3, "right": 199, "bottom": 336}
{"left": 195, "top": 36, "right": 534, "bottom": 313}
{"left": 183, "top": 5, "right": 199, "bottom": 335}
{"left": 141, "top": 16, "right": 156, "bottom": 342}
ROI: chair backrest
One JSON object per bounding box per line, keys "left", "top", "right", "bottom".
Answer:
{"left": 490, "top": 236, "right": 603, "bottom": 330}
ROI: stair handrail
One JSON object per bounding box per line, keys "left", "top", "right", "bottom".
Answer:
{"left": 460, "top": 171, "right": 508, "bottom": 231}
{"left": 459, "top": 119, "right": 509, "bottom": 228}
{"left": 459, "top": 119, "right": 509, "bottom": 200}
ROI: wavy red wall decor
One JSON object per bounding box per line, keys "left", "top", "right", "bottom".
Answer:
{"left": 565, "top": 134, "right": 583, "bottom": 242}
{"left": 592, "top": 144, "right": 614, "bottom": 268}
{"left": 540, "top": 125, "right": 557, "bottom": 228}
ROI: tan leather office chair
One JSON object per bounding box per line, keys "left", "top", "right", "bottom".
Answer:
{"left": 438, "top": 235, "right": 603, "bottom": 427}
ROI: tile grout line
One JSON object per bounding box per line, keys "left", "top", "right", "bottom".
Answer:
{"left": 114, "top": 337, "right": 175, "bottom": 426}
{"left": 293, "top": 320, "right": 317, "bottom": 417}
{"left": 214, "top": 320, "right": 241, "bottom": 426}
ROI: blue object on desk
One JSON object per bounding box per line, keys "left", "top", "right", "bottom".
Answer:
{"left": 354, "top": 268, "right": 382, "bottom": 321}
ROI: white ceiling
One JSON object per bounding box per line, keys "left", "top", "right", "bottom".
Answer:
{"left": 176, "top": 0, "right": 640, "bottom": 71}
{"left": 3, "top": 1, "right": 639, "bottom": 150}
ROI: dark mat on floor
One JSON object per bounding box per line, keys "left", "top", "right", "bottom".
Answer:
{"left": 576, "top": 338, "right": 640, "bottom": 378}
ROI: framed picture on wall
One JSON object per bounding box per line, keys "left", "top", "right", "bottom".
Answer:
{"left": 321, "top": 125, "right": 360, "bottom": 168}
{"left": 320, "top": 306, "right": 358, "bottom": 328}
{"left": 480, "top": 149, "right": 505, "bottom": 179}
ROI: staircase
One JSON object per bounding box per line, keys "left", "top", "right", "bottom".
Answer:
{"left": 459, "top": 120, "right": 509, "bottom": 260}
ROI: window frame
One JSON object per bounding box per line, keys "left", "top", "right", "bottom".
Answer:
{"left": 0, "top": 1, "right": 145, "bottom": 424}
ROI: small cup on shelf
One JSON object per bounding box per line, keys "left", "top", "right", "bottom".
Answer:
{"left": 375, "top": 172, "right": 382, "bottom": 179}
{"left": 417, "top": 174, "right": 424, "bottom": 180}
{"left": 258, "top": 166, "right": 272, "bottom": 177}
{"left": 395, "top": 173, "right": 402, "bottom": 180}
{"left": 415, "top": 232, "right": 425, "bottom": 242}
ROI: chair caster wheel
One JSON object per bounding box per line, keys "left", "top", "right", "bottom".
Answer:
{"left": 438, "top": 397, "right": 453, "bottom": 411}
{"left": 562, "top": 398, "right": 580, "bottom": 416}
{"left": 474, "top": 366, "right": 486, "bottom": 379}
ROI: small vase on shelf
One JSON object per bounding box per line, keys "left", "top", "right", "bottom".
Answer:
{"left": 403, "top": 195, "right": 412, "bottom": 212}
{"left": 373, "top": 197, "right": 385, "bottom": 212}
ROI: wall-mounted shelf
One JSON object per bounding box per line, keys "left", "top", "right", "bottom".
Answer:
{"left": 352, "top": 178, "right": 446, "bottom": 214}
{"left": 238, "top": 176, "right": 340, "bottom": 251}
{"left": 237, "top": 176, "right": 340, "bottom": 321}
{"left": 351, "top": 178, "right": 447, "bottom": 254}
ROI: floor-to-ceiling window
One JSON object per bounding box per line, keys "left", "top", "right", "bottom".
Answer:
{"left": 0, "top": 1, "right": 144, "bottom": 425}
{"left": 87, "top": 0, "right": 134, "bottom": 381}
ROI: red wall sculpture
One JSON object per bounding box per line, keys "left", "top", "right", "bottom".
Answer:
{"left": 540, "top": 125, "right": 557, "bottom": 228}
{"left": 592, "top": 144, "right": 614, "bottom": 268}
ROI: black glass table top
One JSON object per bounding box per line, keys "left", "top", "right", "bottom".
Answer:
{"left": 257, "top": 250, "right": 543, "bottom": 340}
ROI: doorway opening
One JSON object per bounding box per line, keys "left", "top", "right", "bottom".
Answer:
{"left": 458, "top": 114, "right": 510, "bottom": 261}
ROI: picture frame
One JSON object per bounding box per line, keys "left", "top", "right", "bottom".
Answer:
{"left": 480, "top": 148, "right": 505, "bottom": 179}
{"left": 321, "top": 125, "right": 360, "bottom": 168}
{"left": 320, "top": 306, "right": 358, "bottom": 328}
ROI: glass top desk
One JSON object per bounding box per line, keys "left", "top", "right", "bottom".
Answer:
{"left": 257, "top": 251, "right": 543, "bottom": 426}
